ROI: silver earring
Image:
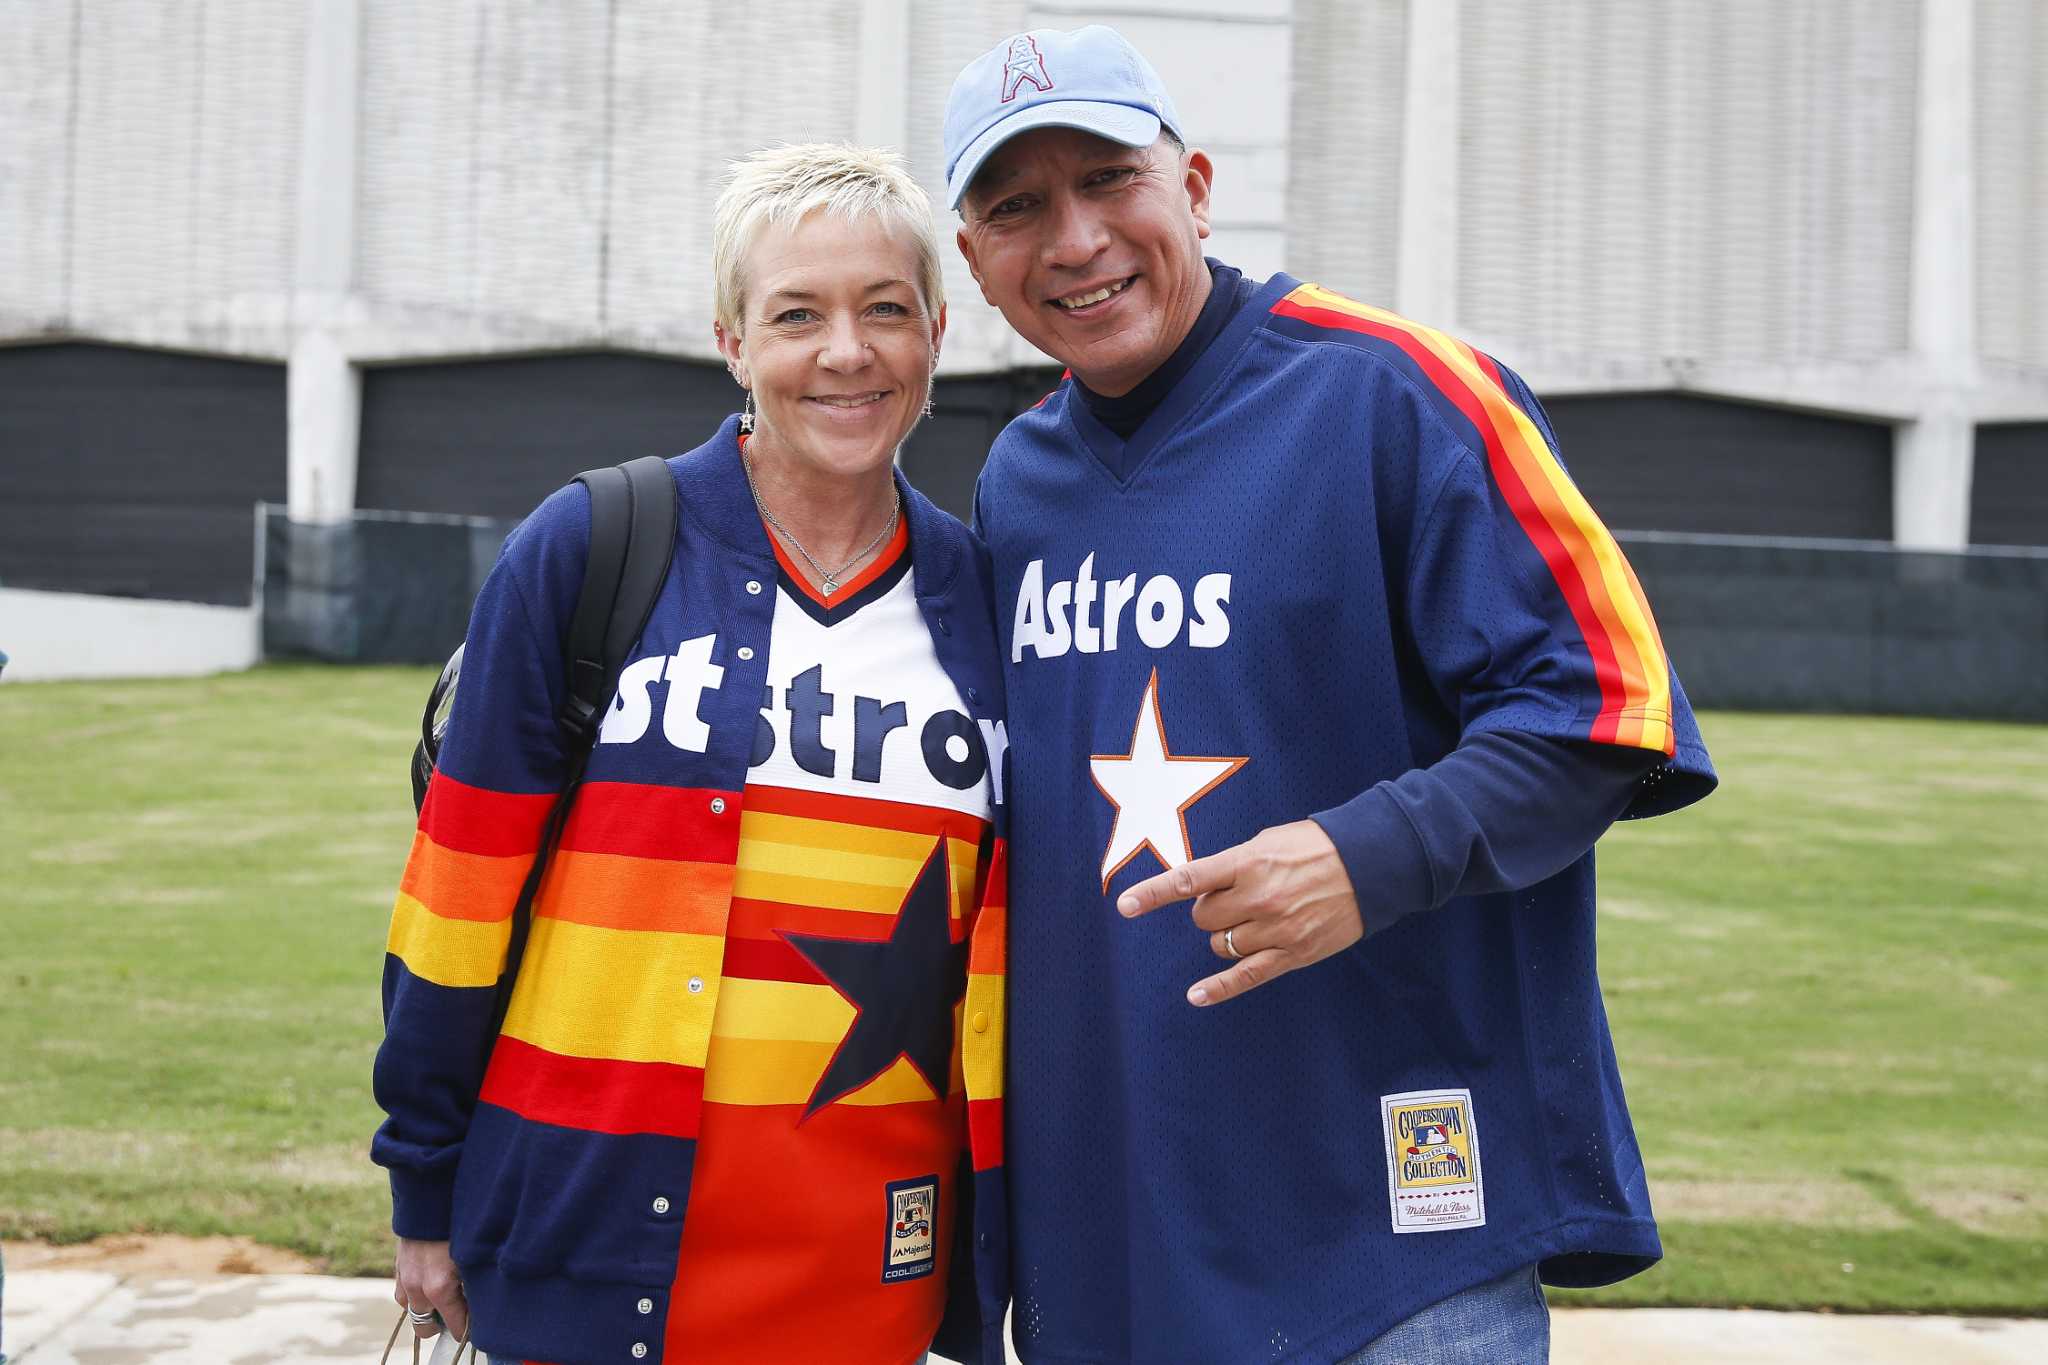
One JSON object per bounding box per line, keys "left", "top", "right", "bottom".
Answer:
{"left": 922, "top": 355, "right": 937, "bottom": 419}
{"left": 739, "top": 388, "right": 755, "bottom": 434}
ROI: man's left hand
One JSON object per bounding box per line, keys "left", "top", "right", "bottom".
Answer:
{"left": 1117, "top": 820, "right": 1363, "bottom": 1006}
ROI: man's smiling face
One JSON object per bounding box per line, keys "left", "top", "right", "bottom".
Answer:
{"left": 956, "top": 128, "right": 1213, "bottom": 397}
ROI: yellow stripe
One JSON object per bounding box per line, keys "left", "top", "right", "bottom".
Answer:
{"left": 733, "top": 838, "right": 980, "bottom": 916}
{"left": 962, "top": 971, "right": 1004, "bottom": 1101}
{"left": 499, "top": 916, "right": 724, "bottom": 1067}
{"left": 1295, "top": 285, "right": 1674, "bottom": 741}
{"left": 737, "top": 829, "right": 980, "bottom": 891}
{"left": 701, "top": 1036, "right": 948, "bottom": 1106}
{"left": 737, "top": 810, "right": 948, "bottom": 860}
{"left": 709, "top": 976, "right": 853, "bottom": 1044}
{"left": 386, "top": 891, "right": 511, "bottom": 989}
{"left": 1480, "top": 376, "right": 1674, "bottom": 731}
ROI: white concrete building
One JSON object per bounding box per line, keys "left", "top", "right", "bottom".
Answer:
{"left": 2, "top": 0, "right": 2043, "bottom": 680}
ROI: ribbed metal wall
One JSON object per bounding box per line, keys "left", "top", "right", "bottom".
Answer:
{"left": 1458, "top": 0, "right": 1918, "bottom": 363}
{"left": 354, "top": 1, "right": 862, "bottom": 356}
{"left": 0, "top": 0, "right": 302, "bottom": 341}
{"left": 0, "top": 1, "right": 78, "bottom": 330}
{"left": 1977, "top": 0, "right": 2048, "bottom": 372}
{"left": 1283, "top": 0, "right": 1406, "bottom": 307}
{"left": 909, "top": 0, "right": 1031, "bottom": 375}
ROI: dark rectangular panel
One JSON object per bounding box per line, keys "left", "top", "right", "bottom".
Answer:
{"left": 1972, "top": 424, "right": 2048, "bottom": 547}
{"left": 358, "top": 353, "right": 1062, "bottom": 529}
{"left": 1537, "top": 393, "right": 1893, "bottom": 539}
{"left": 1623, "top": 535, "right": 2048, "bottom": 721}
{"left": 0, "top": 343, "right": 285, "bottom": 604}
{"left": 357, "top": 353, "right": 737, "bottom": 521}
{"left": 900, "top": 367, "right": 1064, "bottom": 524}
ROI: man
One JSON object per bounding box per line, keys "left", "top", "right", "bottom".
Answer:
{"left": 943, "top": 26, "right": 1717, "bottom": 1365}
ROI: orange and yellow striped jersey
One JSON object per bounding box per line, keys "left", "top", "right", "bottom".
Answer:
{"left": 666, "top": 521, "right": 994, "bottom": 1364}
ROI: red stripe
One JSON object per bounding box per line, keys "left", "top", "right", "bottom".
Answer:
{"left": 726, "top": 895, "right": 900, "bottom": 944}
{"left": 718, "top": 934, "right": 827, "bottom": 985}
{"left": 1270, "top": 297, "right": 1629, "bottom": 728}
{"left": 1032, "top": 371, "right": 1072, "bottom": 409}
{"left": 480, "top": 1035, "right": 703, "bottom": 1139}
{"left": 968, "top": 1097, "right": 1004, "bottom": 1170}
{"left": 559, "top": 780, "right": 742, "bottom": 862}
{"left": 742, "top": 783, "right": 991, "bottom": 842}
{"left": 1459, "top": 347, "right": 1626, "bottom": 735}
{"left": 419, "top": 772, "right": 554, "bottom": 858}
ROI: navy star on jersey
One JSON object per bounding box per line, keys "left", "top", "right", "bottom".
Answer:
{"left": 782, "top": 838, "right": 968, "bottom": 1117}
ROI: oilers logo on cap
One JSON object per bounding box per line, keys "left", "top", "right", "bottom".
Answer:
{"left": 943, "top": 25, "right": 1185, "bottom": 208}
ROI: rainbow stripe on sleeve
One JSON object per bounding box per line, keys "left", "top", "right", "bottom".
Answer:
{"left": 1270, "top": 283, "right": 1677, "bottom": 756}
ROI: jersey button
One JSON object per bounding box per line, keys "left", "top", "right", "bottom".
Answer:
{"left": 736, "top": 646, "right": 754, "bottom": 661}
{"left": 637, "top": 1297, "right": 654, "bottom": 1315}
{"left": 686, "top": 976, "right": 704, "bottom": 994}
{"left": 971, "top": 1011, "right": 988, "bottom": 1033}
{"left": 967, "top": 687, "right": 981, "bottom": 705}
{"left": 745, "top": 580, "right": 763, "bottom": 595}
{"left": 651, "top": 1195, "right": 670, "bottom": 1215}
{"left": 632, "top": 1344, "right": 649, "bottom": 1360}
{"left": 709, "top": 797, "right": 726, "bottom": 815}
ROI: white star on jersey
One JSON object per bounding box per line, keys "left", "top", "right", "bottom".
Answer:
{"left": 1089, "top": 670, "right": 1247, "bottom": 889}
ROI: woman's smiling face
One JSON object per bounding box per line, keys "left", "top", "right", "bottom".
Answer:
{"left": 720, "top": 209, "right": 945, "bottom": 483}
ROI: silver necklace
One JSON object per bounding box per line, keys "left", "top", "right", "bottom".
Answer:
{"left": 742, "top": 448, "right": 901, "bottom": 595}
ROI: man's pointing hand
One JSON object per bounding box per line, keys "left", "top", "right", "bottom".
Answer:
{"left": 1117, "top": 820, "right": 1365, "bottom": 1007}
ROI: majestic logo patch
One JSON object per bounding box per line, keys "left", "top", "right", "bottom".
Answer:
{"left": 883, "top": 1175, "right": 940, "bottom": 1282}
{"left": 1000, "top": 35, "right": 1052, "bottom": 103}
{"left": 1381, "top": 1089, "right": 1485, "bottom": 1233}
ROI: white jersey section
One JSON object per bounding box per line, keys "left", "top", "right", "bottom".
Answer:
{"left": 752, "top": 571, "right": 998, "bottom": 823}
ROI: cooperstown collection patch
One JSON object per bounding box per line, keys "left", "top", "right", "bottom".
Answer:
{"left": 882, "top": 1175, "right": 939, "bottom": 1282}
{"left": 1381, "top": 1089, "right": 1485, "bottom": 1233}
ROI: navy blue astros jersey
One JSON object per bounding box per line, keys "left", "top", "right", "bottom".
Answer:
{"left": 972, "top": 273, "right": 1715, "bottom": 1365}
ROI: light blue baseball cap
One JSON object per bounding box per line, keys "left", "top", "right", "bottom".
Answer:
{"left": 944, "top": 26, "right": 1184, "bottom": 210}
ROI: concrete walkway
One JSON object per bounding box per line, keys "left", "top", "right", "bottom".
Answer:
{"left": 7, "top": 1270, "right": 2048, "bottom": 1363}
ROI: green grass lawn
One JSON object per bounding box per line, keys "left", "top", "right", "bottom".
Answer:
{"left": 3, "top": 667, "right": 2044, "bottom": 1311}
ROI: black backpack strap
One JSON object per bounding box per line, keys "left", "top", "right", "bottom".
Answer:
{"left": 485, "top": 455, "right": 679, "bottom": 1042}
{"left": 559, "top": 466, "right": 632, "bottom": 742}
{"left": 601, "top": 455, "right": 682, "bottom": 693}
{"left": 557, "top": 455, "right": 681, "bottom": 743}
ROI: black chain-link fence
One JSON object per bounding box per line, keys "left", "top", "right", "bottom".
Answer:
{"left": 1621, "top": 532, "right": 2048, "bottom": 721}
{"left": 260, "top": 507, "right": 2048, "bottom": 722}
{"left": 260, "top": 505, "right": 514, "bottom": 665}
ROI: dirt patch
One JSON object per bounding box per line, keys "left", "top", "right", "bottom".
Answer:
{"left": 1916, "top": 1184, "right": 2046, "bottom": 1237}
{"left": 1600, "top": 898, "right": 1668, "bottom": 922}
{"left": 1654, "top": 1178, "right": 1910, "bottom": 1229}
{"left": 1, "top": 1233, "right": 319, "bottom": 1276}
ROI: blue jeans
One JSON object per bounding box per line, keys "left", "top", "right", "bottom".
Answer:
{"left": 1338, "top": 1264, "right": 1550, "bottom": 1364}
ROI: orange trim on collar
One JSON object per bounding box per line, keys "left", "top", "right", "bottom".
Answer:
{"left": 765, "top": 507, "right": 909, "bottom": 609}
{"left": 739, "top": 437, "right": 911, "bottom": 608}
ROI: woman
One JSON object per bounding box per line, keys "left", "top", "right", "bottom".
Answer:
{"left": 373, "top": 145, "right": 1010, "bottom": 1365}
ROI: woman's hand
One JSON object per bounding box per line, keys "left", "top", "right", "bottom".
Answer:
{"left": 394, "top": 1237, "right": 470, "bottom": 1343}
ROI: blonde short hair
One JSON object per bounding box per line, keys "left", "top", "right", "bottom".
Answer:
{"left": 713, "top": 143, "right": 945, "bottom": 335}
